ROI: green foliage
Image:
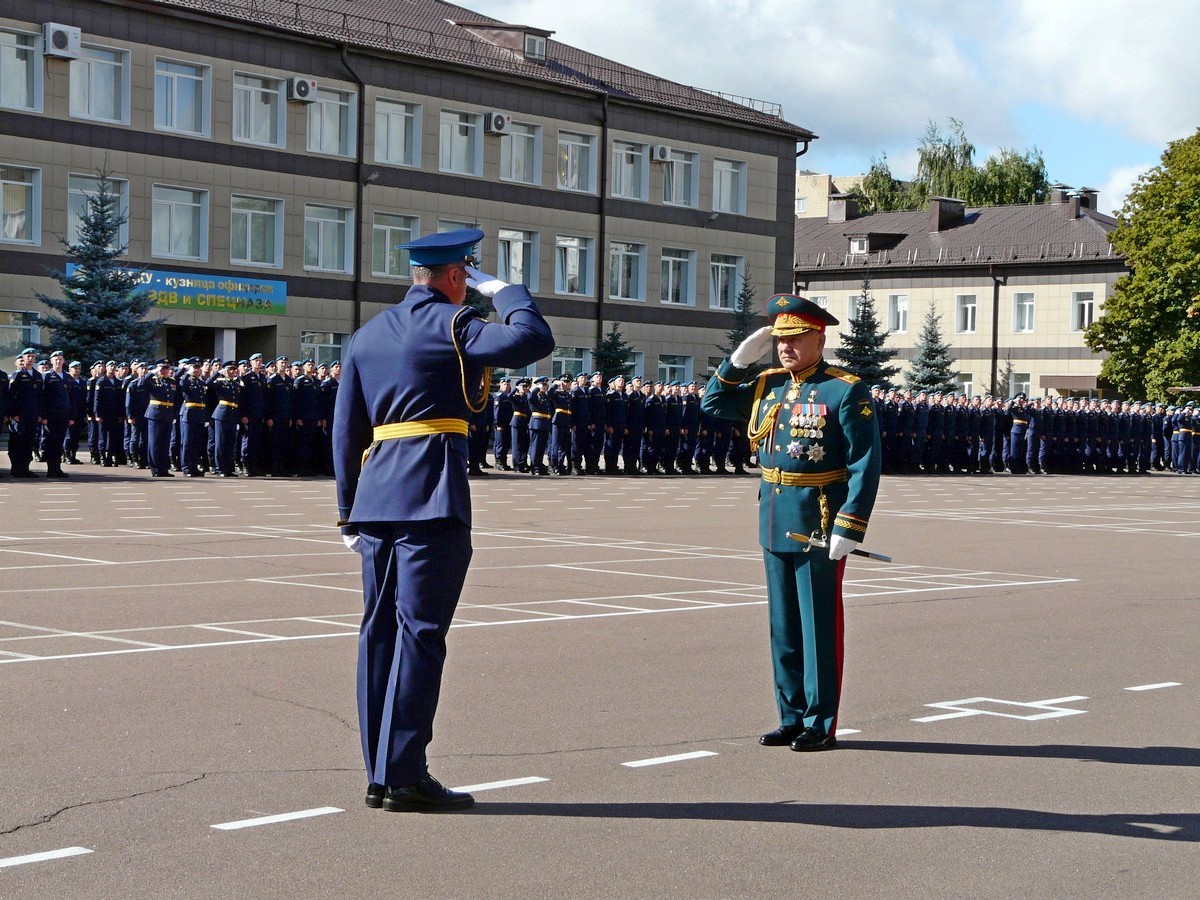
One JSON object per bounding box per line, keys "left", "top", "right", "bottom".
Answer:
{"left": 853, "top": 155, "right": 916, "bottom": 214}
{"left": 913, "top": 117, "right": 977, "bottom": 204}
{"left": 904, "top": 303, "right": 959, "bottom": 393}
{"left": 592, "top": 321, "right": 635, "bottom": 380}
{"left": 35, "top": 171, "right": 156, "bottom": 363}
{"left": 991, "top": 355, "right": 1015, "bottom": 399}
{"left": 833, "top": 276, "right": 899, "bottom": 386}
{"left": 720, "top": 265, "right": 761, "bottom": 357}
{"left": 1085, "top": 128, "right": 1200, "bottom": 400}
{"left": 973, "top": 148, "right": 1050, "bottom": 205}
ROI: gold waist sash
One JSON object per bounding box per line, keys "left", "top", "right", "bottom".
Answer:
{"left": 760, "top": 467, "right": 848, "bottom": 487}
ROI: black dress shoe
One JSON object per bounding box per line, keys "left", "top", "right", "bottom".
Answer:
{"left": 365, "top": 783, "right": 385, "bottom": 809}
{"left": 789, "top": 727, "right": 837, "bottom": 752}
{"left": 759, "top": 723, "right": 806, "bottom": 746}
{"left": 382, "top": 774, "right": 474, "bottom": 812}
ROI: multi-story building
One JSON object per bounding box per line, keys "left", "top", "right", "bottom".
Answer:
{"left": 0, "top": 0, "right": 812, "bottom": 381}
{"left": 793, "top": 188, "right": 1128, "bottom": 397}
{"left": 794, "top": 171, "right": 865, "bottom": 218}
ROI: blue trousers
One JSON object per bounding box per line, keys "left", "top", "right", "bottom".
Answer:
{"left": 357, "top": 520, "right": 471, "bottom": 787}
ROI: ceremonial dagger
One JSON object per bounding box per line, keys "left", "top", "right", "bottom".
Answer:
{"left": 785, "top": 530, "right": 893, "bottom": 563}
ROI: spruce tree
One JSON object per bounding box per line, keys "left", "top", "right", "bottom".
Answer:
{"left": 992, "top": 355, "right": 1016, "bottom": 399}
{"left": 592, "top": 321, "right": 635, "bottom": 380}
{"left": 833, "top": 276, "right": 899, "bottom": 385}
{"left": 720, "top": 265, "right": 761, "bottom": 357}
{"left": 905, "top": 302, "right": 959, "bottom": 393}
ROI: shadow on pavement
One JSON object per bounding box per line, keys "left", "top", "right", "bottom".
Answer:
{"left": 844, "top": 740, "right": 1200, "bottom": 767}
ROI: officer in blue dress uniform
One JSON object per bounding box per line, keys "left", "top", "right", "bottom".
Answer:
{"left": 124, "top": 360, "right": 150, "bottom": 469}
{"left": 604, "top": 374, "right": 628, "bottom": 474}
{"left": 570, "top": 373, "right": 591, "bottom": 475}
{"left": 548, "top": 374, "right": 573, "bottom": 475}
{"left": 266, "top": 356, "right": 294, "bottom": 476}
{"left": 240, "top": 353, "right": 268, "bottom": 476}
{"left": 64, "top": 361, "right": 86, "bottom": 465}
{"left": 8, "top": 348, "right": 43, "bottom": 478}
{"left": 527, "top": 376, "right": 553, "bottom": 475}
{"left": 209, "top": 361, "right": 245, "bottom": 476}
{"left": 510, "top": 378, "right": 531, "bottom": 472}
{"left": 39, "top": 351, "right": 72, "bottom": 478}
{"left": 177, "top": 359, "right": 208, "bottom": 476}
{"left": 586, "top": 372, "right": 606, "bottom": 474}
{"left": 492, "top": 377, "right": 514, "bottom": 470}
{"left": 333, "top": 229, "right": 553, "bottom": 812}
{"left": 623, "top": 376, "right": 644, "bottom": 474}
{"left": 144, "top": 360, "right": 180, "bottom": 477}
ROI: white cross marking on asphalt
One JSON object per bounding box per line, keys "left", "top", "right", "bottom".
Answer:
{"left": 912, "top": 695, "right": 1089, "bottom": 723}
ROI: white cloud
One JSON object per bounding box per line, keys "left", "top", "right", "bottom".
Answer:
{"left": 1098, "top": 163, "right": 1155, "bottom": 216}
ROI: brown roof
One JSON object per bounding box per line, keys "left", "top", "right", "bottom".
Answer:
{"left": 153, "top": 0, "right": 815, "bottom": 139}
{"left": 794, "top": 201, "right": 1121, "bottom": 270}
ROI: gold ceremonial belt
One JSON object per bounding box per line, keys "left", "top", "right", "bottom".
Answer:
{"left": 761, "top": 466, "right": 848, "bottom": 487}
{"left": 511, "top": 411, "right": 529, "bottom": 418}
{"left": 554, "top": 408, "right": 571, "bottom": 415}
{"left": 219, "top": 400, "right": 239, "bottom": 408}
{"left": 149, "top": 400, "right": 175, "bottom": 407}
{"left": 531, "top": 412, "right": 551, "bottom": 419}
{"left": 184, "top": 402, "right": 205, "bottom": 409}
{"left": 1012, "top": 419, "right": 1029, "bottom": 425}
{"left": 363, "top": 418, "right": 469, "bottom": 468}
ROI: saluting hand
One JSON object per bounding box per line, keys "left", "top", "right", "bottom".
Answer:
{"left": 730, "top": 325, "right": 774, "bottom": 368}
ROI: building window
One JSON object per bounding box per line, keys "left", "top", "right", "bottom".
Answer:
{"left": 658, "top": 353, "right": 691, "bottom": 384}
{"left": 0, "top": 165, "right": 38, "bottom": 243}
{"left": 151, "top": 185, "right": 207, "bottom": 260}
{"left": 610, "top": 241, "right": 646, "bottom": 301}
{"left": 848, "top": 293, "right": 862, "bottom": 321}
{"left": 372, "top": 213, "right": 418, "bottom": 278}
{"left": 795, "top": 196, "right": 807, "bottom": 215}
{"left": 552, "top": 346, "right": 588, "bottom": 378}
{"left": 500, "top": 122, "right": 540, "bottom": 184}
{"left": 523, "top": 33, "right": 547, "bottom": 62}
{"left": 68, "top": 174, "right": 129, "bottom": 250}
{"left": 555, "top": 234, "right": 592, "bottom": 295}
{"left": 303, "top": 204, "right": 352, "bottom": 273}
{"left": 956, "top": 294, "right": 977, "bottom": 333}
{"left": 888, "top": 294, "right": 908, "bottom": 333}
{"left": 611, "top": 141, "right": 647, "bottom": 201}
{"left": 661, "top": 248, "right": 695, "bottom": 305}
{"left": 1010, "top": 372, "right": 1031, "bottom": 397}
{"left": 230, "top": 195, "right": 282, "bottom": 267}
{"left": 663, "top": 149, "right": 697, "bottom": 207}
{"left": 498, "top": 228, "right": 538, "bottom": 289}
{"left": 1072, "top": 291, "right": 1096, "bottom": 332}
{"left": 69, "top": 45, "right": 128, "bottom": 123}
{"left": 308, "top": 88, "right": 355, "bottom": 157}
{"left": 709, "top": 253, "right": 743, "bottom": 309}
{"left": 300, "top": 331, "right": 346, "bottom": 367}
{"left": 375, "top": 99, "right": 421, "bottom": 167}
{"left": 956, "top": 373, "right": 973, "bottom": 398}
{"left": 154, "top": 58, "right": 209, "bottom": 136}
{"left": 1013, "top": 292, "right": 1035, "bottom": 333}
{"left": 713, "top": 158, "right": 746, "bottom": 214}
{"left": 439, "top": 110, "right": 482, "bottom": 176}
{"left": 0, "top": 30, "right": 40, "bottom": 111}
{"left": 810, "top": 295, "right": 829, "bottom": 309}
{"left": 233, "top": 74, "right": 284, "bottom": 147}
{"left": 0, "top": 309, "right": 39, "bottom": 359}
{"left": 435, "top": 220, "right": 480, "bottom": 260}
{"left": 849, "top": 237, "right": 868, "bottom": 255}
{"left": 557, "top": 131, "right": 595, "bottom": 193}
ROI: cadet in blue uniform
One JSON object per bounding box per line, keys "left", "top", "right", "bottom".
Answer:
{"left": 8, "top": 348, "right": 43, "bottom": 478}
{"left": 144, "top": 359, "right": 180, "bottom": 477}
{"left": 240, "top": 353, "right": 268, "bottom": 476}
{"left": 333, "top": 230, "right": 553, "bottom": 812}
{"left": 702, "top": 294, "right": 881, "bottom": 751}
{"left": 40, "top": 351, "right": 73, "bottom": 478}
{"left": 527, "top": 376, "right": 553, "bottom": 475}
{"left": 209, "top": 361, "right": 245, "bottom": 476}
{"left": 266, "top": 356, "right": 294, "bottom": 476}
{"left": 510, "top": 378, "right": 531, "bottom": 472}
{"left": 603, "top": 374, "right": 628, "bottom": 475}
{"left": 492, "top": 377, "right": 514, "bottom": 470}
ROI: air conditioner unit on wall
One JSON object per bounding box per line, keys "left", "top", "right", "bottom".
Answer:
{"left": 287, "top": 77, "right": 318, "bottom": 102}
{"left": 651, "top": 144, "right": 672, "bottom": 163}
{"left": 484, "top": 111, "right": 511, "bottom": 134}
{"left": 43, "top": 22, "right": 82, "bottom": 58}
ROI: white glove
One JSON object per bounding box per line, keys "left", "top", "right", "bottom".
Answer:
{"left": 465, "top": 265, "right": 508, "bottom": 298}
{"left": 828, "top": 534, "right": 858, "bottom": 561}
{"left": 342, "top": 533, "right": 362, "bottom": 554}
{"left": 730, "top": 326, "right": 775, "bottom": 368}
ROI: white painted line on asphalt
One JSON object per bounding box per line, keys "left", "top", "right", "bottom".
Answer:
{"left": 0, "top": 846, "right": 93, "bottom": 869}
{"left": 1125, "top": 682, "right": 1181, "bottom": 691}
{"left": 195, "top": 625, "right": 282, "bottom": 639}
{"left": 452, "top": 776, "right": 548, "bottom": 793}
{"left": 211, "top": 806, "right": 343, "bottom": 830}
{"left": 622, "top": 750, "right": 718, "bottom": 768}
{"left": 0, "top": 548, "right": 114, "bottom": 564}
{"left": 835, "top": 728, "right": 861, "bottom": 736}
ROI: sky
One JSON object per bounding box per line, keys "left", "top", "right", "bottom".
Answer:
{"left": 463, "top": 0, "right": 1199, "bottom": 215}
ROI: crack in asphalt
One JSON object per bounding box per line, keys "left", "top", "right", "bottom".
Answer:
{"left": 0, "top": 774, "right": 209, "bottom": 837}
{"left": 244, "top": 687, "right": 358, "bottom": 734}
{"left": 441, "top": 733, "right": 756, "bottom": 760}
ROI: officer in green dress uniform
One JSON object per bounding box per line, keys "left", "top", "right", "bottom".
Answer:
{"left": 702, "top": 294, "right": 881, "bottom": 751}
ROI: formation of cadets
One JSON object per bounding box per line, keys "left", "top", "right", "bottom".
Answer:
{"left": 6, "top": 345, "right": 1200, "bottom": 480}
{"left": 1, "top": 347, "right": 340, "bottom": 479}
{"left": 870, "top": 386, "right": 1200, "bottom": 475}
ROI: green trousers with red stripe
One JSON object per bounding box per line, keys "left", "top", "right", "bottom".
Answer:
{"left": 763, "top": 549, "right": 846, "bottom": 737}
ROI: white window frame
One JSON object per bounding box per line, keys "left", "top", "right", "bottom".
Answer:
{"left": 372, "top": 213, "right": 418, "bottom": 279}
{"left": 628, "top": 350, "right": 645, "bottom": 379}
{"left": 658, "top": 353, "right": 692, "bottom": 384}
{"left": 500, "top": 122, "right": 541, "bottom": 185}
{"left": 498, "top": 228, "right": 539, "bottom": 290}
{"left": 888, "top": 294, "right": 909, "bottom": 333}
{"left": 849, "top": 237, "right": 868, "bottom": 255}
{"left": 810, "top": 294, "right": 830, "bottom": 310}
{"left": 151, "top": 184, "right": 208, "bottom": 261}
{"left": 555, "top": 234, "right": 593, "bottom": 296}
{"left": 303, "top": 204, "right": 353, "bottom": 273}
{"left": 660, "top": 247, "right": 696, "bottom": 306}
{"left": 1013, "top": 292, "right": 1036, "bottom": 333}
{"left": 956, "top": 294, "right": 977, "bottom": 334}
{"left": 611, "top": 140, "right": 648, "bottom": 201}
{"left": 848, "top": 293, "right": 862, "bottom": 321}
{"left": 439, "top": 110, "right": 483, "bottom": 176}
{"left": 233, "top": 73, "right": 285, "bottom": 148}
{"left": 154, "top": 57, "right": 210, "bottom": 137}
{"left": 709, "top": 253, "right": 743, "bottom": 310}
{"left": 1011, "top": 372, "right": 1032, "bottom": 397}
{"left": 610, "top": 241, "right": 647, "bottom": 301}
{"left": 0, "top": 28, "right": 43, "bottom": 113}
{"left": 552, "top": 346, "right": 589, "bottom": 379}
{"left": 68, "top": 173, "right": 129, "bottom": 250}
{"left": 795, "top": 196, "right": 807, "bottom": 215}
{"left": 435, "top": 219, "right": 480, "bottom": 261}
{"left": 713, "top": 157, "right": 746, "bottom": 215}
{"left": 307, "top": 87, "right": 356, "bottom": 157}
{"left": 374, "top": 98, "right": 421, "bottom": 167}
{"left": 230, "top": 194, "right": 283, "bottom": 268}
{"left": 1072, "top": 291, "right": 1096, "bottom": 332}
{"left": 299, "top": 331, "right": 346, "bottom": 368}
{"left": 69, "top": 44, "right": 130, "bottom": 124}
{"left": 663, "top": 148, "right": 698, "bottom": 208}
{"left": 557, "top": 130, "right": 596, "bottom": 194}
{"left": 0, "top": 165, "right": 40, "bottom": 245}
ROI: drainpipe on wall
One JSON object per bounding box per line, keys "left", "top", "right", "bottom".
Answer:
{"left": 340, "top": 45, "right": 367, "bottom": 334}
{"left": 989, "top": 264, "right": 1006, "bottom": 394}
{"left": 595, "top": 93, "right": 610, "bottom": 355}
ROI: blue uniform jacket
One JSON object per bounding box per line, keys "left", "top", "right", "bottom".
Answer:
{"left": 333, "top": 283, "right": 553, "bottom": 527}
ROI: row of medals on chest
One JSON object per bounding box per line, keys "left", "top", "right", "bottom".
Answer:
{"left": 777, "top": 386, "right": 826, "bottom": 462}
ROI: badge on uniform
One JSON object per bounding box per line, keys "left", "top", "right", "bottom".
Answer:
{"left": 859, "top": 399, "right": 873, "bottom": 418}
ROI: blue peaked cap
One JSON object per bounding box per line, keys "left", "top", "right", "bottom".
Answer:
{"left": 400, "top": 228, "right": 483, "bottom": 267}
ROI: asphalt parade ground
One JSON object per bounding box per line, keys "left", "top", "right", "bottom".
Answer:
{"left": 0, "top": 468, "right": 1196, "bottom": 898}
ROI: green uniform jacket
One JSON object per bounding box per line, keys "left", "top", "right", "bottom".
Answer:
{"left": 702, "top": 357, "right": 881, "bottom": 553}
